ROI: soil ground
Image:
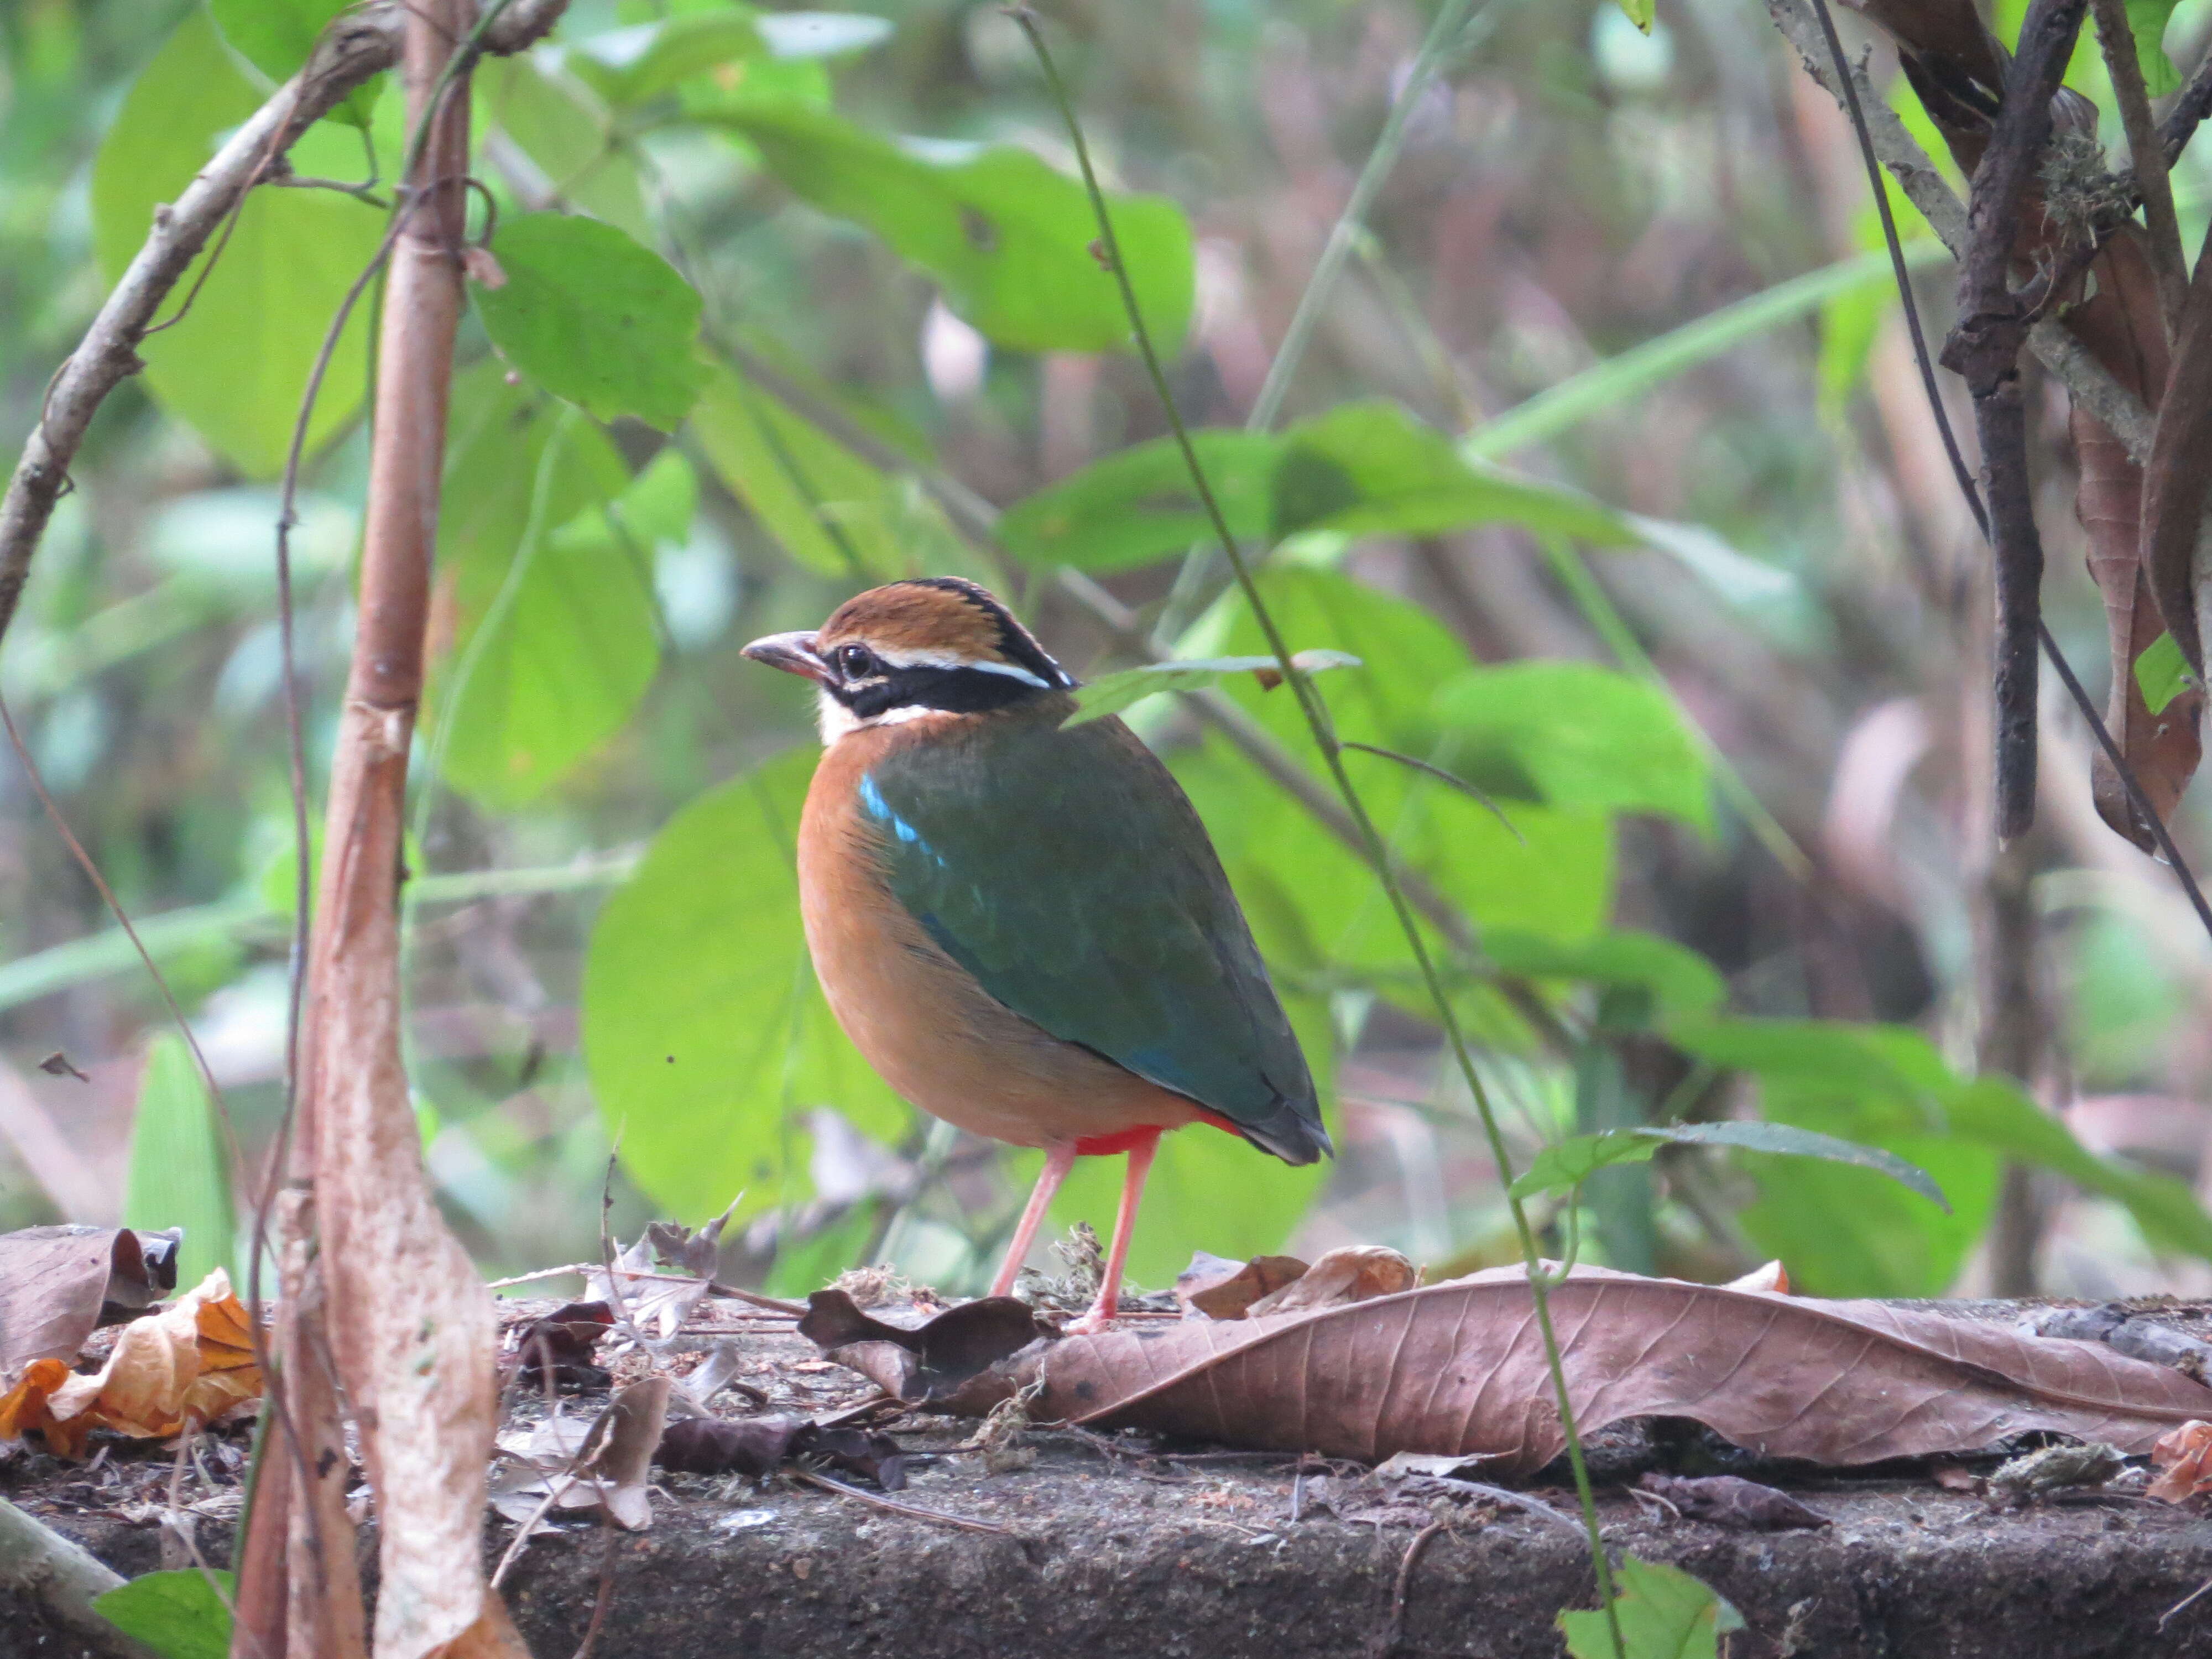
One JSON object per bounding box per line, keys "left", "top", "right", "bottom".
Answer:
{"left": 8, "top": 1296, "right": 2212, "bottom": 1657}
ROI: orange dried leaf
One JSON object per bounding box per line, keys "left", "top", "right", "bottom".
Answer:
{"left": 39, "top": 1269, "right": 261, "bottom": 1453}
{"left": 1246, "top": 1245, "right": 1418, "bottom": 1315}
{"left": 2148, "top": 1418, "right": 2212, "bottom": 1503}
{"left": 0, "top": 1356, "right": 87, "bottom": 1457}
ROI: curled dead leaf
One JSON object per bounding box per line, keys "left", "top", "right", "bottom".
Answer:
{"left": 1174, "top": 1251, "right": 1310, "bottom": 1319}
{"left": 798, "top": 1290, "right": 1050, "bottom": 1408}
{"left": 2148, "top": 1419, "right": 2212, "bottom": 1503}
{"left": 1, "top": 1269, "right": 261, "bottom": 1459}
{"left": 1638, "top": 1473, "right": 1830, "bottom": 1531}
{"left": 0, "top": 1224, "right": 178, "bottom": 1374}
{"left": 1245, "top": 1246, "right": 1417, "bottom": 1316}
{"left": 1723, "top": 1260, "right": 1790, "bottom": 1295}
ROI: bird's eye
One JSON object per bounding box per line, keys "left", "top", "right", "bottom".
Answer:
{"left": 835, "top": 643, "right": 878, "bottom": 679}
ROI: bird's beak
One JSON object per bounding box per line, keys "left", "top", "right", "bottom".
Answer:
{"left": 742, "top": 630, "right": 829, "bottom": 682}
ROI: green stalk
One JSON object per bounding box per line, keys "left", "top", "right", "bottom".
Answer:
{"left": 1014, "top": 16, "right": 1623, "bottom": 1654}
{"left": 1151, "top": 0, "right": 1495, "bottom": 644}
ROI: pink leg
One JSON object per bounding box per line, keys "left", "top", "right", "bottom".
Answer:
{"left": 1069, "top": 1128, "right": 1160, "bottom": 1334}
{"left": 990, "top": 1140, "right": 1078, "bottom": 1297}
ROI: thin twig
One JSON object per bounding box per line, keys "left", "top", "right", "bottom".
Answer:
{"left": 2090, "top": 0, "right": 2188, "bottom": 332}
{"left": 572, "top": 1520, "right": 620, "bottom": 1659}
{"left": 1373, "top": 1519, "right": 1449, "bottom": 1659}
{"left": 1011, "top": 13, "right": 1623, "bottom": 1655}
{"left": 2163, "top": 1569, "right": 2212, "bottom": 1629}
{"left": 1341, "top": 741, "right": 1521, "bottom": 837}
{"left": 791, "top": 1469, "right": 1013, "bottom": 1535}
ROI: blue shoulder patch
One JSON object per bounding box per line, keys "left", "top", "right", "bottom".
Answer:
{"left": 858, "top": 772, "right": 935, "bottom": 857}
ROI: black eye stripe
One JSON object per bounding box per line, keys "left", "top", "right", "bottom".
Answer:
{"left": 841, "top": 662, "right": 1049, "bottom": 718}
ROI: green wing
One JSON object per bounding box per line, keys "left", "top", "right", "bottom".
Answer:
{"left": 859, "top": 707, "right": 1327, "bottom": 1162}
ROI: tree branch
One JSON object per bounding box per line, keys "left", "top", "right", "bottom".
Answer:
{"left": 0, "top": 1498, "right": 159, "bottom": 1659}
{"left": 1764, "top": 0, "right": 2154, "bottom": 463}
{"left": 0, "top": 0, "right": 570, "bottom": 656}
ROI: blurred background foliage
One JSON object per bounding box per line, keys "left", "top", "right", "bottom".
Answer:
{"left": 7, "top": 0, "right": 2212, "bottom": 1305}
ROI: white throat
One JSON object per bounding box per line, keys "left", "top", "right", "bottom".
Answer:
{"left": 816, "top": 691, "right": 943, "bottom": 746}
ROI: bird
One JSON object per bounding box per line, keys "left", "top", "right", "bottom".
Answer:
{"left": 743, "top": 576, "right": 1329, "bottom": 1331}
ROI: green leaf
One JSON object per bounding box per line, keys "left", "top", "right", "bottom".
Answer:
{"left": 478, "top": 56, "right": 654, "bottom": 244}
{"left": 998, "top": 431, "right": 1279, "bottom": 571}
{"left": 1272, "top": 401, "right": 1631, "bottom": 545}
{"left": 1948, "top": 1076, "right": 2212, "bottom": 1259}
{"left": 714, "top": 100, "right": 1193, "bottom": 353}
{"left": 1064, "top": 651, "right": 1361, "bottom": 726}
{"left": 567, "top": 13, "right": 767, "bottom": 108}
{"left": 2135, "top": 628, "right": 2194, "bottom": 715}
{"left": 431, "top": 366, "right": 648, "bottom": 809}
{"left": 1612, "top": 0, "right": 1657, "bottom": 32}
{"left": 1559, "top": 1556, "right": 1743, "bottom": 1659}
{"left": 2127, "top": 0, "right": 2182, "bottom": 95}
{"left": 1183, "top": 571, "right": 1614, "bottom": 982}
{"left": 1481, "top": 928, "right": 1726, "bottom": 1022}
{"left": 690, "top": 363, "right": 927, "bottom": 580}
{"left": 91, "top": 10, "right": 385, "bottom": 477}
{"left": 96, "top": 1569, "right": 234, "bottom": 1659}
{"left": 1510, "top": 1120, "right": 1945, "bottom": 1208}
{"left": 208, "top": 0, "right": 377, "bottom": 126}
{"left": 473, "top": 213, "right": 706, "bottom": 430}
{"left": 1670, "top": 1015, "right": 2212, "bottom": 1292}
{"left": 1433, "top": 662, "right": 1711, "bottom": 827}
{"left": 582, "top": 749, "right": 912, "bottom": 1225}
{"left": 122, "top": 1034, "right": 236, "bottom": 1288}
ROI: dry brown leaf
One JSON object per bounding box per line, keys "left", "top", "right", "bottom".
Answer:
{"left": 1016, "top": 1267, "right": 2212, "bottom": 1475}
{"left": 1175, "top": 1251, "right": 1310, "bottom": 1319}
{"left": 2067, "top": 231, "right": 2201, "bottom": 847}
{"left": 1246, "top": 1245, "right": 1417, "bottom": 1316}
{"left": 0, "top": 1224, "right": 173, "bottom": 1375}
{"left": 1638, "top": 1473, "right": 1832, "bottom": 1531}
{"left": 2148, "top": 1418, "right": 2212, "bottom": 1503}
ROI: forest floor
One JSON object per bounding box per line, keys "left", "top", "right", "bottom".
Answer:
{"left": 8, "top": 1297, "right": 2212, "bottom": 1658}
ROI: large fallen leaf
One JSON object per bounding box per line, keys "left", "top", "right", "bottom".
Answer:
{"left": 833, "top": 1267, "right": 2212, "bottom": 1475}
{"left": 0, "top": 1225, "right": 176, "bottom": 1375}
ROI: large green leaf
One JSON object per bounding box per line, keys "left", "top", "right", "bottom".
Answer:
{"left": 431, "top": 366, "right": 651, "bottom": 808}
{"left": 1272, "top": 401, "right": 1631, "bottom": 545}
{"left": 96, "top": 1570, "right": 233, "bottom": 1659}
{"left": 473, "top": 213, "right": 706, "bottom": 430}
{"left": 713, "top": 100, "right": 1193, "bottom": 354}
{"left": 91, "top": 10, "right": 385, "bottom": 478}
{"left": 998, "top": 403, "right": 1625, "bottom": 571}
{"left": 1065, "top": 651, "right": 1360, "bottom": 726}
{"left": 1671, "top": 1016, "right": 2212, "bottom": 1293}
{"left": 998, "top": 432, "right": 1279, "bottom": 572}
{"left": 122, "top": 1034, "right": 236, "bottom": 1289}
{"left": 690, "top": 362, "right": 938, "bottom": 580}
{"left": 582, "top": 749, "right": 911, "bottom": 1224}
{"left": 477, "top": 56, "right": 654, "bottom": 244}
{"left": 208, "top": 0, "right": 377, "bottom": 125}
{"left": 1481, "top": 928, "right": 1725, "bottom": 1024}
{"left": 1179, "top": 572, "right": 1614, "bottom": 992}
{"left": 566, "top": 12, "right": 768, "bottom": 107}
{"left": 1510, "top": 1120, "right": 1947, "bottom": 1209}
{"left": 1432, "top": 662, "right": 1711, "bottom": 828}
{"left": 1559, "top": 1556, "right": 1743, "bottom": 1659}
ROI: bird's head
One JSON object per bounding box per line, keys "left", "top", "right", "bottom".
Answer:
{"left": 743, "top": 577, "right": 1075, "bottom": 744}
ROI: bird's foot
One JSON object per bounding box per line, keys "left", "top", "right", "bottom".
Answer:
{"left": 1063, "top": 1296, "right": 1120, "bottom": 1337}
